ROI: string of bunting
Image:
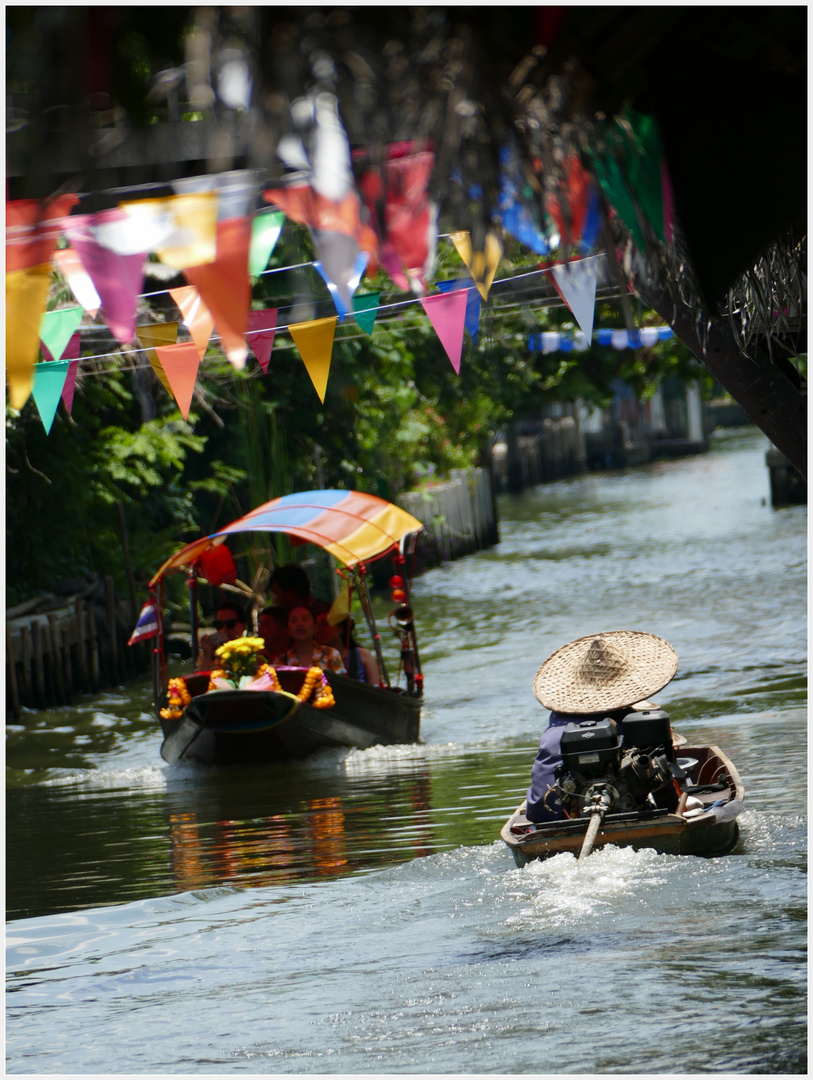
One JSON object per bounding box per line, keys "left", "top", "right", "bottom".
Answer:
{"left": 7, "top": 134, "right": 676, "bottom": 431}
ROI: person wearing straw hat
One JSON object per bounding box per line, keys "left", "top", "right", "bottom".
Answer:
{"left": 525, "top": 630, "right": 679, "bottom": 823}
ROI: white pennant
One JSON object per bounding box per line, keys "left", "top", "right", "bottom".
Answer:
{"left": 551, "top": 259, "right": 598, "bottom": 343}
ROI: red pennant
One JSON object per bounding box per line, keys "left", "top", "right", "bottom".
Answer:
{"left": 247, "top": 309, "right": 278, "bottom": 373}
{"left": 6, "top": 194, "right": 79, "bottom": 272}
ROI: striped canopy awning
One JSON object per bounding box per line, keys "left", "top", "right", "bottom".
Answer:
{"left": 150, "top": 489, "right": 424, "bottom": 584}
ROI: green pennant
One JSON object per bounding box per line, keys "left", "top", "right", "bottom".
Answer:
{"left": 32, "top": 359, "right": 71, "bottom": 434}
{"left": 352, "top": 291, "right": 380, "bottom": 336}
{"left": 39, "top": 306, "right": 84, "bottom": 362}
{"left": 249, "top": 210, "right": 285, "bottom": 277}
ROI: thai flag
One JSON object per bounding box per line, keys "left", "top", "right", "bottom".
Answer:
{"left": 128, "top": 601, "right": 159, "bottom": 645}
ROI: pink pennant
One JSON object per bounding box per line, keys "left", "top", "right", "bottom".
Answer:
{"left": 247, "top": 309, "right": 278, "bottom": 373}
{"left": 61, "top": 358, "right": 80, "bottom": 414}
{"left": 419, "top": 290, "right": 468, "bottom": 373}
{"left": 62, "top": 211, "right": 147, "bottom": 345}
{"left": 41, "top": 329, "right": 81, "bottom": 365}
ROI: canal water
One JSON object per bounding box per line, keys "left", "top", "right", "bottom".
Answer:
{"left": 6, "top": 427, "right": 806, "bottom": 1074}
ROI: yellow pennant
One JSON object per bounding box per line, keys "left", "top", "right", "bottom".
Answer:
{"left": 138, "top": 323, "right": 179, "bottom": 395}
{"left": 6, "top": 264, "right": 53, "bottom": 409}
{"left": 288, "top": 317, "right": 337, "bottom": 403}
{"left": 450, "top": 230, "right": 503, "bottom": 301}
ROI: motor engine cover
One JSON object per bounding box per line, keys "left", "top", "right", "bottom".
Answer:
{"left": 560, "top": 717, "right": 620, "bottom": 777}
{"left": 621, "top": 709, "right": 674, "bottom": 762}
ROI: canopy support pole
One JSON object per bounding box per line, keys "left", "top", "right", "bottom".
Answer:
{"left": 188, "top": 572, "right": 199, "bottom": 667}
{"left": 355, "top": 567, "right": 390, "bottom": 687}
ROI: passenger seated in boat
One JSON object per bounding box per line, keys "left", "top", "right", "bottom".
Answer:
{"left": 315, "top": 613, "right": 380, "bottom": 684}
{"left": 278, "top": 604, "right": 346, "bottom": 674}
{"left": 196, "top": 601, "right": 247, "bottom": 670}
{"left": 258, "top": 605, "right": 291, "bottom": 662}
{"left": 269, "top": 564, "right": 330, "bottom": 617}
{"left": 525, "top": 631, "right": 678, "bottom": 823}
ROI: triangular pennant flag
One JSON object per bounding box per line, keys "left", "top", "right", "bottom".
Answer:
{"left": 6, "top": 194, "right": 79, "bottom": 272}
{"left": 550, "top": 258, "right": 599, "bottom": 342}
{"left": 117, "top": 192, "right": 218, "bottom": 268}
{"left": 449, "top": 231, "right": 502, "bottom": 301}
{"left": 352, "top": 291, "right": 380, "bottom": 336}
{"left": 435, "top": 279, "right": 482, "bottom": 344}
{"left": 184, "top": 216, "right": 251, "bottom": 369}
{"left": 61, "top": 358, "right": 80, "bottom": 414}
{"left": 313, "top": 238, "right": 368, "bottom": 319}
{"left": 154, "top": 342, "right": 201, "bottom": 420}
{"left": 288, "top": 317, "right": 337, "bottom": 403}
{"left": 246, "top": 309, "right": 278, "bottom": 374}
{"left": 6, "top": 263, "right": 53, "bottom": 409}
{"left": 249, "top": 210, "right": 284, "bottom": 276}
{"left": 32, "top": 359, "right": 71, "bottom": 434}
{"left": 39, "top": 306, "right": 84, "bottom": 362}
{"left": 174, "top": 169, "right": 257, "bottom": 222}
{"left": 168, "top": 285, "right": 215, "bottom": 359}
{"left": 52, "top": 247, "right": 101, "bottom": 317}
{"left": 419, "top": 290, "right": 468, "bottom": 373}
{"left": 42, "top": 326, "right": 81, "bottom": 364}
{"left": 138, "top": 323, "right": 179, "bottom": 395}
{"left": 62, "top": 212, "right": 147, "bottom": 345}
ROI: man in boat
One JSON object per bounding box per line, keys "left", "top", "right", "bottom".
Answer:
{"left": 525, "top": 631, "right": 678, "bottom": 822}
{"left": 269, "top": 564, "right": 330, "bottom": 616}
{"left": 196, "top": 600, "right": 247, "bottom": 670}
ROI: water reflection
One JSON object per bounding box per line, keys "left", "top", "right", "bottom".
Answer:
{"left": 164, "top": 770, "right": 443, "bottom": 896}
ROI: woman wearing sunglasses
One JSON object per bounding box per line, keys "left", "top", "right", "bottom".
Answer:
{"left": 196, "top": 602, "right": 247, "bottom": 670}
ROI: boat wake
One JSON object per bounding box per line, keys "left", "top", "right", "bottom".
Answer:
{"left": 505, "top": 844, "right": 675, "bottom": 929}
{"left": 39, "top": 760, "right": 206, "bottom": 790}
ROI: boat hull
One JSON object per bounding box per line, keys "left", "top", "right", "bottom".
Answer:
{"left": 501, "top": 744, "right": 744, "bottom": 865}
{"left": 159, "top": 669, "right": 421, "bottom": 766}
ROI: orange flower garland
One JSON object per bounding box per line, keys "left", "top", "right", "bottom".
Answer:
{"left": 159, "top": 676, "right": 192, "bottom": 720}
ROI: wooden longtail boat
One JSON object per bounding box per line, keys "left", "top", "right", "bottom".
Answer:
{"left": 502, "top": 742, "right": 745, "bottom": 865}
{"left": 148, "top": 490, "right": 424, "bottom": 766}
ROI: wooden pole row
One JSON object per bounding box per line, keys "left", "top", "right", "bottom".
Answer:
{"left": 398, "top": 465, "right": 499, "bottom": 571}
{"left": 6, "top": 579, "right": 150, "bottom": 717}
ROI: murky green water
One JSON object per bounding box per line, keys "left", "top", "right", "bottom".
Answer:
{"left": 6, "top": 428, "right": 806, "bottom": 1073}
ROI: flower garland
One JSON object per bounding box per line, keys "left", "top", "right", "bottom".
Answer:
{"left": 159, "top": 676, "right": 192, "bottom": 721}
{"left": 161, "top": 631, "right": 336, "bottom": 718}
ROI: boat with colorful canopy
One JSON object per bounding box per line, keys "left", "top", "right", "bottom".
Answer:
{"left": 147, "top": 489, "right": 425, "bottom": 766}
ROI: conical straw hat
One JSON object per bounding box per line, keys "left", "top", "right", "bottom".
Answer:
{"left": 533, "top": 630, "right": 678, "bottom": 713}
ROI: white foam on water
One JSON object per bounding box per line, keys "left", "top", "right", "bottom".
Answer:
{"left": 505, "top": 843, "right": 675, "bottom": 929}
{"left": 40, "top": 759, "right": 204, "bottom": 791}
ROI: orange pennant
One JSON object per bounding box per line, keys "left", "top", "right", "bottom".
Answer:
{"left": 184, "top": 217, "right": 251, "bottom": 369}
{"left": 169, "top": 285, "right": 215, "bottom": 359}
{"left": 138, "top": 323, "right": 179, "bottom": 395}
{"left": 154, "top": 342, "right": 201, "bottom": 420}
{"left": 288, "top": 317, "right": 337, "bottom": 403}
{"left": 6, "top": 264, "right": 53, "bottom": 409}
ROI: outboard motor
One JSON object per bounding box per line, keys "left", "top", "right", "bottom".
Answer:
{"left": 555, "top": 709, "right": 677, "bottom": 818}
